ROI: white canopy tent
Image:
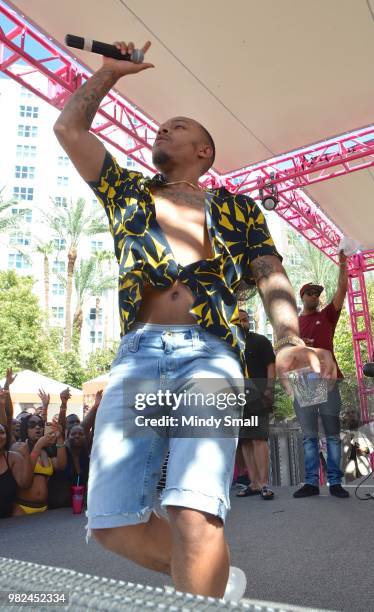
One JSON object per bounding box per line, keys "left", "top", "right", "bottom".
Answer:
{"left": 0, "top": 369, "right": 83, "bottom": 417}
{"left": 6, "top": 0, "right": 374, "bottom": 249}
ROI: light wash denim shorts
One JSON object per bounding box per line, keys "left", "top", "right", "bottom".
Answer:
{"left": 86, "top": 323, "right": 244, "bottom": 532}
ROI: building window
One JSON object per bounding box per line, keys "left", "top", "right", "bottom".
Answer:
{"left": 16, "top": 145, "right": 37, "bottom": 159}
{"left": 126, "top": 156, "right": 136, "bottom": 168}
{"left": 247, "top": 312, "right": 256, "bottom": 332}
{"left": 14, "top": 165, "right": 35, "bottom": 179}
{"left": 51, "top": 306, "right": 64, "bottom": 320}
{"left": 13, "top": 186, "right": 34, "bottom": 201}
{"left": 89, "top": 307, "right": 103, "bottom": 322}
{"left": 52, "top": 282, "right": 65, "bottom": 296}
{"left": 57, "top": 155, "right": 70, "bottom": 166}
{"left": 289, "top": 252, "right": 302, "bottom": 266}
{"left": 20, "top": 87, "right": 34, "bottom": 99}
{"left": 91, "top": 240, "right": 103, "bottom": 252}
{"left": 17, "top": 125, "right": 38, "bottom": 138}
{"left": 57, "top": 176, "right": 69, "bottom": 187}
{"left": 11, "top": 207, "right": 32, "bottom": 223}
{"left": 9, "top": 231, "right": 31, "bottom": 246}
{"left": 8, "top": 253, "right": 30, "bottom": 269}
{"left": 53, "top": 238, "right": 66, "bottom": 250}
{"left": 52, "top": 260, "right": 65, "bottom": 273}
{"left": 54, "top": 196, "right": 68, "bottom": 208}
{"left": 90, "top": 330, "right": 103, "bottom": 345}
{"left": 19, "top": 105, "right": 39, "bottom": 119}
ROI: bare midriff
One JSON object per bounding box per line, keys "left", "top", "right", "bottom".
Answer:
{"left": 136, "top": 281, "right": 197, "bottom": 325}
{"left": 135, "top": 186, "right": 212, "bottom": 326}
{"left": 13, "top": 450, "right": 50, "bottom": 514}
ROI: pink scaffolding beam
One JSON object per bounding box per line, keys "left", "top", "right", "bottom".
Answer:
{"left": 222, "top": 128, "right": 374, "bottom": 196}
{"left": 0, "top": 1, "right": 373, "bottom": 412}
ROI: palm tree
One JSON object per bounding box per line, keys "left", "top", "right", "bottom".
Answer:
{"left": 284, "top": 231, "right": 338, "bottom": 305}
{"left": 91, "top": 249, "right": 117, "bottom": 345}
{"left": 0, "top": 189, "right": 24, "bottom": 234}
{"left": 34, "top": 239, "right": 55, "bottom": 327}
{"left": 72, "top": 256, "right": 116, "bottom": 347}
{"left": 43, "top": 198, "right": 107, "bottom": 350}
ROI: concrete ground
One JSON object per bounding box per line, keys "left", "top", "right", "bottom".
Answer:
{"left": 1, "top": 484, "right": 374, "bottom": 611}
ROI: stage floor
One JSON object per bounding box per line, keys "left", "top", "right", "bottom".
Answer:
{"left": 1, "top": 485, "right": 373, "bottom": 611}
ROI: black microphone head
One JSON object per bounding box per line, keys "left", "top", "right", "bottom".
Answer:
{"left": 65, "top": 34, "right": 84, "bottom": 50}
{"left": 363, "top": 362, "right": 374, "bottom": 377}
{"left": 131, "top": 48, "right": 144, "bottom": 64}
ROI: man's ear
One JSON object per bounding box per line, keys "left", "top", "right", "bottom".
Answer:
{"left": 197, "top": 142, "right": 212, "bottom": 161}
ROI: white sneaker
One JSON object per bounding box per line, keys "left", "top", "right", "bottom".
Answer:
{"left": 223, "top": 565, "right": 247, "bottom": 601}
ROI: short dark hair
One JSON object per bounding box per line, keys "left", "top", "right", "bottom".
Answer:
{"left": 197, "top": 124, "right": 215, "bottom": 173}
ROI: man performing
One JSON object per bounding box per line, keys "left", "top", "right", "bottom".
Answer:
{"left": 293, "top": 250, "right": 349, "bottom": 499}
{"left": 54, "top": 39, "right": 336, "bottom": 599}
{"left": 236, "top": 309, "right": 276, "bottom": 500}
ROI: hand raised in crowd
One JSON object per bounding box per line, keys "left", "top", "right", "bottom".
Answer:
{"left": 37, "top": 431, "right": 58, "bottom": 448}
{"left": 0, "top": 387, "right": 10, "bottom": 402}
{"left": 38, "top": 388, "right": 50, "bottom": 407}
{"left": 93, "top": 389, "right": 103, "bottom": 409}
{"left": 60, "top": 387, "right": 71, "bottom": 405}
{"left": 5, "top": 367, "right": 17, "bottom": 389}
{"left": 12, "top": 440, "right": 30, "bottom": 458}
{"left": 51, "top": 422, "right": 65, "bottom": 444}
{"left": 338, "top": 249, "right": 347, "bottom": 266}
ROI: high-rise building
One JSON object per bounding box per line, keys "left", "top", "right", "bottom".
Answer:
{"left": 0, "top": 76, "right": 136, "bottom": 358}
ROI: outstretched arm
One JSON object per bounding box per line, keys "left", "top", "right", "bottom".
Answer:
{"left": 53, "top": 40, "right": 153, "bottom": 182}
{"left": 249, "top": 255, "right": 300, "bottom": 341}
{"left": 332, "top": 251, "right": 348, "bottom": 311}
{"left": 249, "top": 255, "right": 337, "bottom": 382}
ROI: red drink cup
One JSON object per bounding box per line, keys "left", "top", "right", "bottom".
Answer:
{"left": 71, "top": 485, "right": 85, "bottom": 514}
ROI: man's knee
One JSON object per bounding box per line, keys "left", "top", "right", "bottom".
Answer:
{"left": 167, "top": 506, "right": 223, "bottom": 549}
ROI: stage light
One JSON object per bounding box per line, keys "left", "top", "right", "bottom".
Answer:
{"left": 257, "top": 172, "right": 279, "bottom": 211}
{"left": 262, "top": 195, "right": 278, "bottom": 211}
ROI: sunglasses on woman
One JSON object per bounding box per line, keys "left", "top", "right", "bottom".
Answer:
{"left": 27, "top": 420, "right": 43, "bottom": 429}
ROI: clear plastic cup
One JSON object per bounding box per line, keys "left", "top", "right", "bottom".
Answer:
{"left": 71, "top": 485, "right": 85, "bottom": 514}
{"left": 286, "top": 367, "right": 328, "bottom": 407}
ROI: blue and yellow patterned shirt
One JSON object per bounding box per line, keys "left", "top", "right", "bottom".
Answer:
{"left": 88, "top": 152, "right": 282, "bottom": 373}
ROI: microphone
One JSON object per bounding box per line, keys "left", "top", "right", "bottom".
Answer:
{"left": 65, "top": 34, "right": 144, "bottom": 64}
{"left": 363, "top": 362, "right": 374, "bottom": 378}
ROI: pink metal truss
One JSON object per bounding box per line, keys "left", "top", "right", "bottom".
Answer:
{"left": 1, "top": 1, "right": 373, "bottom": 396}
{"left": 0, "top": 2, "right": 196, "bottom": 176}
{"left": 347, "top": 253, "right": 374, "bottom": 422}
{"left": 223, "top": 129, "right": 374, "bottom": 196}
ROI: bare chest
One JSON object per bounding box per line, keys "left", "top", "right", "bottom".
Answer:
{"left": 152, "top": 189, "right": 213, "bottom": 266}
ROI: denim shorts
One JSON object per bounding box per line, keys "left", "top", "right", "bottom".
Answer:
{"left": 86, "top": 323, "right": 244, "bottom": 532}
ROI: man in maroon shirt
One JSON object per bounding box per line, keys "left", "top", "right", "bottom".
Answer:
{"left": 293, "top": 250, "right": 349, "bottom": 498}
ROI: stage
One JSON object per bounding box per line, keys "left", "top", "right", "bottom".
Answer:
{"left": 1, "top": 485, "right": 373, "bottom": 611}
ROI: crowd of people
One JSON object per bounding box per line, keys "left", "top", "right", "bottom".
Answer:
{"left": 0, "top": 368, "right": 102, "bottom": 519}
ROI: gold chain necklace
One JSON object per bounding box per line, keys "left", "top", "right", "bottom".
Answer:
{"left": 161, "top": 180, "right": 203, "bottom": 191}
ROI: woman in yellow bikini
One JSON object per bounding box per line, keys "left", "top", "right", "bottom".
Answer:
{"left": 13, "top": 414, "right": 67, "bottom": 515}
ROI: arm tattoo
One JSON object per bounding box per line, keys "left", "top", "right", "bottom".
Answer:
{"left": 251, "top": 256, "right": 300, "bottom": 339}
{"left": 59, "top": 69, "right": 119, "bottom": 130}
{"left": 250, "top": 256, "right": 277, "bottom": 282}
